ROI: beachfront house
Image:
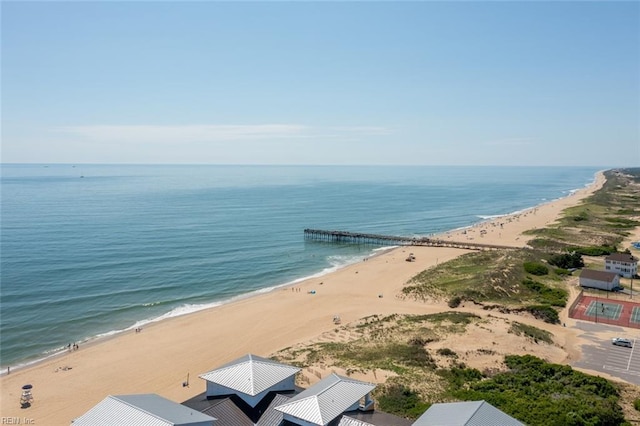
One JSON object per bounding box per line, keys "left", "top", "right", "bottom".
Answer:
{"left": 605, "top": 253, "right": 639, "bottom": 278}
{"left": 579, "top": 269, "right": 621, "bottom": 291}
{"left": 274, "top": 373, "right": 376, "bottom": 425}
{"left": 411, "top": 400, "right": 524, "bottom": 426}
{"left": 199, "top": 354, "right": 300, "bottom": 407}
{"left": 71, "top": 393, "right": 216, "bottom": 426}
{"left": 183, "top": 354, "right": 412, "bottom": 426}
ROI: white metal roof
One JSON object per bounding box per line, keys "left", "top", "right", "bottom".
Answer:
{"left": 412, "top": 400, "right": 524, "bottom": 426}
{"left": 337, "top": 416, "right": 375, "bottom": 426}
{"left": 71, "top": 394, "right": 216, "bottom": 426}
{"left": 198, "top": 354, "right": 300, "bottom": 396}
{"left": 274, "top": 373, "right": 376, "bottom": 426}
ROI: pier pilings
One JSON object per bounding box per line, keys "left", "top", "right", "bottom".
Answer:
{"left": 303, "top": 229, "right": 518, "bottom": 251}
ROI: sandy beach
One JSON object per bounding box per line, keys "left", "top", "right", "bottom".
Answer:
{"left": 0, "top": 172, "right": 612, "bottom": 425}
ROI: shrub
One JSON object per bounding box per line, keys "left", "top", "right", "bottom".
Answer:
{"left": 523, "top": 261, "right": 548, "bottom": 276}
{"left": 571, "top": 211, "right": 589, "bottom": 222}
{"left": 522, "top": 278, "right": 568, "bottom": 307}
{"left": 525, "top": 305, "right": 560, "bottom": 324}
{"left": 548, "top": 252, "right": 584, "bottom": 269}
{"left": 376, "top": 384, "right": 431, "bottom": 418}
{"left": 448, "top": 296, "right": 462, "bottom": 308}
{"left": 634, "top": 398, "right": 640, "bottom": 411}
{"left": 567, "top": 246, "right": 616, "bottom": 256}
{"left": 438, "top": 366, "right": 484, "bottom": 389}
{"left": 554, "top": 268, "right": 571, "bottom": 276}
{"left": 509, "top": 322, "right": 554, "bottom": 344}
{"left": 437, "top": 348, "right": 458, "bottom": 357}
{"left": 451, "top": 355, "right": 625, "bottom": 425}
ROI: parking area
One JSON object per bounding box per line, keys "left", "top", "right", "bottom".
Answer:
{"left": 573, "top": 322, "right": 640, "bottom": 385}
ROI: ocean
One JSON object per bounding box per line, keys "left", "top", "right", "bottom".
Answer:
{"left": 0, "top": 164, "right": 601, "bottom": 369}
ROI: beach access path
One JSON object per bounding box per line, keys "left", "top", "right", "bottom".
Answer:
{"left": 0, "top": 172, "right": 608, "bottom": 425}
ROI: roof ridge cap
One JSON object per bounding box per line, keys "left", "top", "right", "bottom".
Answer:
{"left": 468, "top": 401, "right": 487, "bottom": 422}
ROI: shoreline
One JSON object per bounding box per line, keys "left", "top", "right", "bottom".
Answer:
{"left": 0, "top": 174, "right": 598, "bottom": 374}
{"left": 0, "top": 245, "right": 399, "bottom": 376}
{"left": 0, "top": 171, "right": 608, "bottom": 425}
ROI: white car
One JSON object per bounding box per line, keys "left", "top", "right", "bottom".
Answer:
{"left": 612, "top": 337, "right": 633, "bottom": 348}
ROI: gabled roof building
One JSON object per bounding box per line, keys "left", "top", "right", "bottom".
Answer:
{"left": 579, "top": 269, "right": 621, "bottom": 291}
{"left": 71, "top": 394, "right": 216, "bottom": 426}
{"left": 605, "top": 252, "right": 638, "bottom": 278}
{"left": 411, "top": 400, "right": 524, "bottom": 426}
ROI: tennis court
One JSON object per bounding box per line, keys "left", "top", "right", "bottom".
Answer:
{"left": 585, "top": 301, "right": 623, "bottom": 321}
{"left": 570, "top": 293, "right": 640, "bottom": 329}
{"left": 631, "top": 307, "right": 640, "bottom": 324}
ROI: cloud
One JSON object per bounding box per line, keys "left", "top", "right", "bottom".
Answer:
{"left": 55, "top": 124, "right": 390, "bottom": 143}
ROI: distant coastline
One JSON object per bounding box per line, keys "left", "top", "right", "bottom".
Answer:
{"left": 0, "top": 167, "right": 611, "bottom": 425}
{"left": 0, "top": 165, "right": 602, "bottom": 370}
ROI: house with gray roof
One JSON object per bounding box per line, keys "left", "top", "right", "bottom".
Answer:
{"left": 579, "top": 269, "right": 621, "bottom": 291}
{"left": 183, "top": 354, "right": 412, "bottom": 426}
{"left": 412, "top": 400, "right": 524, "bottom": 426}
{"left": 75, "top": 354, "right": 412, "bottom": 426}
{"left": 605, "top": 252, "right": 638, "bottom": 278}
{"left": 71, "top": 393, "right": 216, "bottom": 426}
{"left": 274, "top": 373, "right": 375, "bottom": 426}
{"left": 199, "top": 354, "right": 301, "bottom": 408}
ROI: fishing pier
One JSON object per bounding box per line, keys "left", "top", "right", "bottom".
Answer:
{"left": 303, "top": 229, "right": 518, "bottom": 251}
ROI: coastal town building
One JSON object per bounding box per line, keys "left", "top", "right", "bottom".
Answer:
{"left": 199, "top": 354, "right": 300, "bottom": 408}
{"left": 605, "top": 253, "right": 638, "bottom": 278}
{"left": 411, "top": 400, "right": 524, "bottom": 426}
{"left": 72, "top": 354, "right": 528, "bottom": 426}
{"left": 71, "top": 393, "right": 216, "bottom": 425}
{"left": 185, "top": 354, "right": 412, "bottom": 426}
{"left": 274, "top": 373, "right": 376, "bottom": 425}
{"left": 579, "top": 269, "right": 621, "bottom": 291}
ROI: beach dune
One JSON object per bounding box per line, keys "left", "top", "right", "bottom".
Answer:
{"left": 0, "top": 173, "right": 605, "bottom": 425}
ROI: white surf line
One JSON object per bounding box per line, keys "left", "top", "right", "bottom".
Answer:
{"left": 627, "top": 338, "right": 636, "bottom": 371}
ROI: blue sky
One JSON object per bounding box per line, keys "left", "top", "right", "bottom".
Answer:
{"left": 2, "top": 1, "right": 639, "bottom": 166}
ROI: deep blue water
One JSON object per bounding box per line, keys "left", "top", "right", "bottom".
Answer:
{"left": 0, "top": 164, "right": 601, "bottom": 368}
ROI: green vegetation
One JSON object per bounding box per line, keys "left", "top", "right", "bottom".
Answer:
{"left": 448, "top": 295, "right": 462, "bottom": 308}
{"left": 436, "top": 348, "right": 458, "bottom": 358}
{"left": 279, "top": 169, "right": 640, "bottom": 424}
{"left": 523, "top": 170, "right": 640, "bottom": 253}
{"left": 403, "top": 249, "right": 568, "bottom": 324}
{"left": 524, "top": 261, "right": 549, "bottom": 275}
{"left": 548, "top": 252, "right": 584, "bottom": 269}
{"left": 437, "top": 365, "right": 484, "bottom": 389}
{"left": 567, "top": 245, "right": 616, "bottom": 256}
{"left": 405, "top": 311, "right": 480, "bottom": 325}
{"left": 449, "top": 355, "right": 625, "bottom": 425}
{"left": 315, "top": 340, "right": 435, "bottom": 374}
{"left": 404, "top": 249, "right": 550, "bottom": 304}
{"left": 277, "top": 309, "right": 632, "bottom": 424}
{"left": 524, "top": 305, "right": 560, "bottom": 324}
{"left": 521, "top": 277, "right": 568, "bottom": 307}
{"left": 509, "top": 322, "right": 553, "bottom": 344}
{"left": 375, "top": 384, "right": 431, "bottom": 418}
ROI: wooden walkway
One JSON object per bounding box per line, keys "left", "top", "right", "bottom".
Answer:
{"left": 303, "top": 229, "right": 519, "bottom": 251}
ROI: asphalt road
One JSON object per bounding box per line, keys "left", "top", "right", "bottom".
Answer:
{"left": 573, "top": 322, "right": 640, "bottom": 385}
